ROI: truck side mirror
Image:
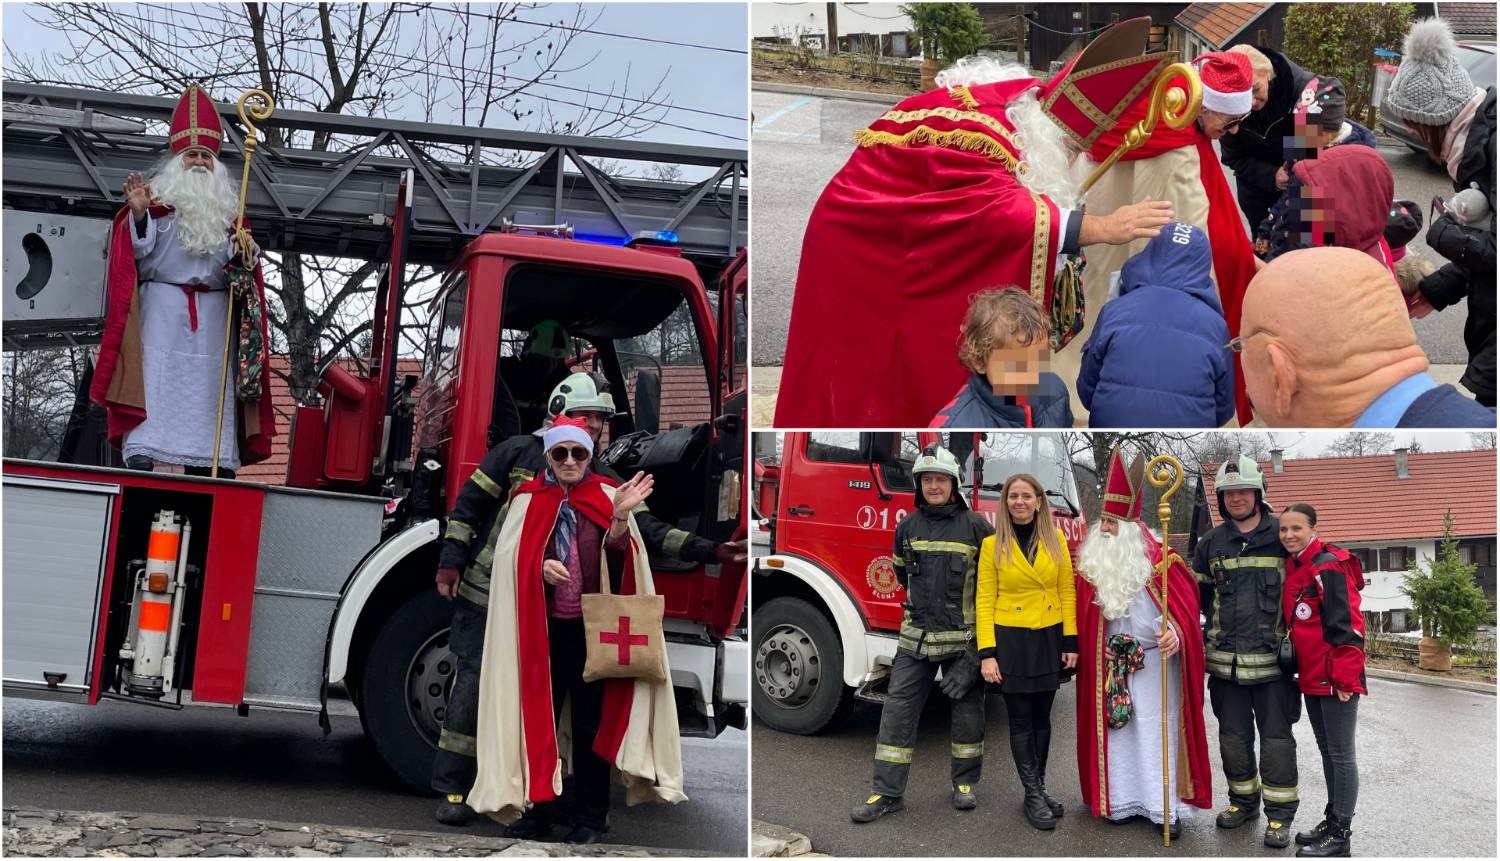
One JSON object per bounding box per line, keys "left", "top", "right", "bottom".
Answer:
{"left": 634, "top": 369, "right": 661, "bottom": 435}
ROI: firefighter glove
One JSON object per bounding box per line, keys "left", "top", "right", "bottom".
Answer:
{"left": 940, "top": 644, "right": 981, "bottom": 700}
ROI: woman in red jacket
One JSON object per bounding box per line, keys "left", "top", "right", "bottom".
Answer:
{"left": 1279, "top": 503, "right": 1366, "bottom": 859}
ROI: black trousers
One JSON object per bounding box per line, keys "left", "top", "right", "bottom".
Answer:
{"left": 1305, "top": 694, "right": 1360, "bottom": 825}
{"left": 538, "top": 617, "right": 612, "bottom": 830}
{"left": 1208, "top": 676, "right": 1301, "bottom": 822}
{"left": 871, "top": 650, "right": 985, "bottom": 797}
{"left": 1002, "top": 689, "right": 1057, "bottom": 774}
{"left": 431, "top": 595, "right": 486, "bottom": 796}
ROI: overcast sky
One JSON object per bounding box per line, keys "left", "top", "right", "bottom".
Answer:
{"left": 1, "top": 2, "right": 748, "bottom": 147}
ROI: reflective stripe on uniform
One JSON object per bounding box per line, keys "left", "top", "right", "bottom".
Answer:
{"left": 1262, "top": 783, "right": 1299, "bottom": 803}
{"left": 951, "top": 742, "right": 983, "bottom": 759}
{"left": 1228, "top": 775, "right": 1262, "bottom": 795}
{"left": 444, "top": 520, "right": 475, "bottom": 545}
{"left": 875, "top": 744, "right": 913, "bottom": 764}
{"left": 1238, "top": 651, "right": 1277, "bottom": 665}
{"left": 470, "top": 468, "right": 502, "bottom": 497}
{"left": 909, "top": 540, "right": 978, "bottom": 558}
{"left": 439, "top": 727, "right": 476, "bottom": 757}
{"left": 664, "top": 528, "right": 690, "bottom": 558}
{"left": 1235, "top": 664, "right": 1284, "bottom": 681}
{"left": 1218, "top": 556, "right": 1285, "bottom": 570}
{"left": 892, "top": 557, "right": 906, "bottom": 568}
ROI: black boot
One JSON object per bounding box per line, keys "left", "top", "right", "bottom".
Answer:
{"left": 1011, "top": 731, "right": 1055, "bottom": 831}
{"left": 1033, "top": 723, "right": 1064, "bottom": 818}
{"left": 1295, "top": 816, "right": 1350, "bottom": 858}
{"left": 1296, "top": 806, "right": 1333, "bottom": 847}
{"left": 850, "top": 793, "right": 905, "bottom": 823}
{"left": 505, "top": 807, "right": 557, "bottom": 842}
{"left": 434, "top": 794, "right": 473, "bottom": 826}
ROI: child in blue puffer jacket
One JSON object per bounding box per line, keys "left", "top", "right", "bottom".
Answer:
{"left": 1077, "top": 222, "right": 1234, "bottom": 428}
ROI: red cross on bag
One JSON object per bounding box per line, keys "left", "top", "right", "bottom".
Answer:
{"left": 581, "top": 549, "right": 668, "bottom": 683}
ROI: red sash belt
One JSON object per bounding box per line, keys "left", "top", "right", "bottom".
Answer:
{"left": 176, "top": 282, "right": 218, "bottom": 331}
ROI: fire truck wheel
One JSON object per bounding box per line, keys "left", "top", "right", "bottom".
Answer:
{"left": 360, "top": 589, "right": 454, "bottom": 794}
{"left": 752, "top": 597, "right": 853, "bottom": 734}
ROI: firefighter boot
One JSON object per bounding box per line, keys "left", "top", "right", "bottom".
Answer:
{"left": 952, "top": 784, "right": 977, "bottom": 811}
{"left": 1010, "top": 731, "right": 1055, "bottom": 831}
{"left": 1296, "top": 806, "right": 1333, "bottom": 846}
{"left": 850, "top": 794, "right": 905, "bottom": 824}
{"left": 1264, "top": 820, "right": 1293, "bottom": 849}
{"left": 1216, "top": 802, "right": 1260, "bottom": 829}
{"left": 435, "top": 794, "right": 472, "bottom": 826}
{"left": 1033, "top": 722, "right": 1064, "bottom": 818}
{"left": 1295, "top": 814, "right": 1350, "bottom": 858}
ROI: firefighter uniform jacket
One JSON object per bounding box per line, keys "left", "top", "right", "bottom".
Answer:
{"left": 438, "top": 432, "right": 717, "bottom": 605}
{"left": 1283, "top": 539, "right": 1368, "bottom": 696}
{"left": 1192, "top": 506, "right": 1290, "bottom": 684}
{"left": 892, "top": 495, "right": 994, "bottom": 660}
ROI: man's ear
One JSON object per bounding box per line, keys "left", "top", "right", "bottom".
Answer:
{"left": 1265, "top": 341, "right": 1299, "bottom": 421}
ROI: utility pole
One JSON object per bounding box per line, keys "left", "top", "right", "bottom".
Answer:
{"left": 827, "top": 2, "right": 839, "bottom": 55}
{"left": 1016, "top": 5, "right": 1027, "bottom": 67}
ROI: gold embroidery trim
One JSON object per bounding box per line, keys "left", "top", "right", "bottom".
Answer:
{"left": 950, "top": 85, "right": 980, "bottom": 110}
{"left": 1029, "top": 193, "right": 1050, "bottom": 305}
{"left": 853, "top": 126, "right": 1019, "bottom": 172}
{"left": 1095, "top": 610, "right": 1108, "bottom": 815}
{"left": 877, "top": 106, "right": 1019, "bottom": 148}
{"left": 1042, "top": 53, "right": 1174, "bottom": 149}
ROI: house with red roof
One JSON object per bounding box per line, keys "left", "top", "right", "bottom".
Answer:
{"left": 1203, "top": 447, "right": 1497, "bottom": 632}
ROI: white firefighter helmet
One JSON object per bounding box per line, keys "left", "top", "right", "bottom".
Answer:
{"left": 546, "top": 372, "right": 615, "bottom": 418}
{"left": 1215, "top": 454, "right": 1266, "bottom": 521}
{"left": 912, "top": 445, "right": 962, "bottom": 482}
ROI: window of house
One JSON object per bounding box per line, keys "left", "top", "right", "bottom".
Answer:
{"left": 1349, "top": 547, "right": 1377, "bottom": 571}
{"left": 1380, "top": 546, "right": 1415, "bottom": 570}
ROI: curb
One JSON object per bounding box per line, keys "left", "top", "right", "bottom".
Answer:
{"left": 1367, "top": 666, "right": 1496, "bottom": 694}
{"left": 750, "top": 820, "right": 822, "bottom": 858}
{"left": 752, "top": 81, "right": 900, "bottom": 105}
{"left": 3, "top": 808, "right": 715, "bottom": 858}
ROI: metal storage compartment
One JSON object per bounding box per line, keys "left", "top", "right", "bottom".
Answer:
{"left": 2, "top": 475, "right": 118, "bottom": 696}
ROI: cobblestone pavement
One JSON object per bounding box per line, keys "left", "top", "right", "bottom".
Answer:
{"left": 3, "top": 809, "right": 716, "bottom": 858}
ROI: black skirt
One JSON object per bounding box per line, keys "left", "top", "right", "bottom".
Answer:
{"left": 992, "top": 622, "right": 1070, "bottom": 694}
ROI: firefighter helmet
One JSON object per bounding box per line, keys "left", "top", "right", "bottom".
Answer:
{"left": 526, "top": 319, "right": 571, "bottom": 359}
{"left": 547, "top": 371, "right": 615, "bottom": 418}
{"left": 1215, "top": 454, "right": 1266, "bottom": 521}
{"left": 912, "top": 445, "right": 962, "bottom": 482}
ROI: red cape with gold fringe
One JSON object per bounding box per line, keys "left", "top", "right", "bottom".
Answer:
{"left": 773, "top": 79, "right": 1066, "bottom": 427}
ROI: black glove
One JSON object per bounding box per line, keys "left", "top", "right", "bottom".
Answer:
{"left": 939, "top": 644, "right": 981, "bottom": 700}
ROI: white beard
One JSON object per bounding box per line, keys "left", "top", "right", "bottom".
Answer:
{"left": 933, "top": 56, "right": 1094, "bottom": 209}
{"left": 1078, "top": 521, "right": 1154, "bottom": 620}
{"left": 148, "top": 155, "right": 237, "bottom": 257}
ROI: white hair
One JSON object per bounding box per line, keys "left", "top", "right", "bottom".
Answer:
{"left": 933, "top": 55, "right": 1094, "bottom": 209}
{"left": 147, "top": 152, "right": 237, "bottom": 257}
{"left": 1078, "top": 520, "right": 1154, "bottom": 620}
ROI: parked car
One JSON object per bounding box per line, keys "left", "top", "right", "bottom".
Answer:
{"left": 1381, "top": 41, "right": 1496, "bottom": 153}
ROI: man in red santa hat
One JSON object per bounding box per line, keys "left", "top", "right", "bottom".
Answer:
{"left": 1074, "top": 51, "right": 1261, "bottom": 426}
{"left": 91, "top": 82, "right": 275, "bottom": 476}
{"left": 774, "top": 17, "right": 1178, "bottom": 428}
{"left": 1075, "top": 448, "right": 1212, "bottom": 838}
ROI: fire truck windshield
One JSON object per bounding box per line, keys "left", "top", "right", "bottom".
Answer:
{"left": 969, "top": 433, "right": 1080, "bottom": 516}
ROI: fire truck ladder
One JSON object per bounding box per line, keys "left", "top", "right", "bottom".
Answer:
{"left": 2, "top": 81, "right": 747, "bottom": 276}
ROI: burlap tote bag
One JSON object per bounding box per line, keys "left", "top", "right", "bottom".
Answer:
{"left": 581, "top": 540, "right": 667, "bottom": 683}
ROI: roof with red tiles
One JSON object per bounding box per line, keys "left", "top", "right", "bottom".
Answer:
{"left": 1202, "top": 450, "right": 1496, "bottom": 543}
{"left": 1439, "top": 2, "right": 1497, "bottom": 36}
{"left": 1175, "top": 3, "right": 1271, "bottom": 48}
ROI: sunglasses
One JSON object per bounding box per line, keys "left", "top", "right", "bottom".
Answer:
{"left": 1223, "top": 113, "right": 1251, "bottom": 133}
{"left": 549, "top": 445, "right": 591, "bottom": 464}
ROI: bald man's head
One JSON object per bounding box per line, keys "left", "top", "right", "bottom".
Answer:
{"left": 1240, "top": 247, "right": 1428, "bottom": 427}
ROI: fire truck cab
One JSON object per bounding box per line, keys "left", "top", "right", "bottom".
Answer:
{"left": 750, "top": 431, "right": 1084, "bottom": 734}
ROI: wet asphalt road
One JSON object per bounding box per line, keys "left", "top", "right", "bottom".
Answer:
{"left": 751, "top": 675, "right": 1496, "bottom": 857}
{"left": 749, "top": 88, "right": 1472, "bottom": 369}
{"left": 1, "top": 698, "right": 747, "bottom": 856}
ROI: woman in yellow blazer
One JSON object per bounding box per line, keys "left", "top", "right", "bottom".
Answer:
{"left": 976, "top": 473, "right": 1077, "bottom": 832}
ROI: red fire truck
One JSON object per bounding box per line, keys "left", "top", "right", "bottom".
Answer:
{"left": 1, "top": 83, "right": 749, "bottom": 793}
{"left": 750, "top": 431, "right": 1085, "bottom": 735}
